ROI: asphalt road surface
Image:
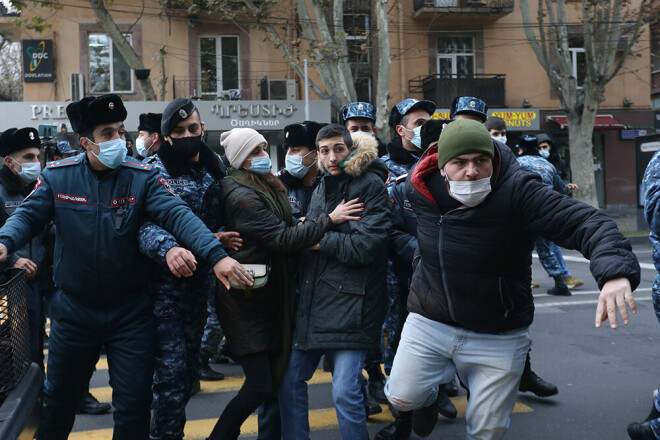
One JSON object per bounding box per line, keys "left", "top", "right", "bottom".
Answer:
{"left": 64, "top": 237, "right": 658, "bottom": 440}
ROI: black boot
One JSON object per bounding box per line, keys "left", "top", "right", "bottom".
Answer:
{"left": 646, "top": 390, "right": 660, "bottom": 422}
{"left": 367, "top": 365, "right": 388, "bottom": 404}
{"left": 437, "top": 386, "right": 457, "bottom": 419}
{"left": 375, "top": 411, "right": 412, "bottom": 440}
{"left": 627, "top": 421, "right": 657, "bottom": 440}
{"left": 412, "top": 394, "right": 440, "bottom": 437}
{"left": 519, "top": 369, "right": 558, "bottom": 397}
{"left": 445, "top": 376, "right": 459, "bottom": 397}
{"left": 75, "top": 392, "right": 112, "bottom": 415}
{"left": 199, "top": 354, "right": 225, "bottom": 381}
{"left": 547, "top": 275, "right": 571, "bottom": 296}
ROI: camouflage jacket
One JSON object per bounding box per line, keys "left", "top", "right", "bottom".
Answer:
{"left": 517, "top": 155, "right": 568, "bottom": 194}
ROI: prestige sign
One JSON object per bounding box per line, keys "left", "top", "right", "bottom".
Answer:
{"left": 0, "top": 100, "right": 331, "bottom": 132}
{"left": 22, "top": 40, "right": 54, "bottom": 83}
{"left": 432, "top": 108, "right": 540, "bottom": 131}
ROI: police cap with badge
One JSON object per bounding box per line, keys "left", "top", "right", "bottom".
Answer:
{"left": 282, "top": 121, "right": 328, "bottom": 150}
{"left": 138, "top": 113, "right": 163, "bottom": 135}
{"left": 66, "top": 94, "right": 128, "bottom": 134}
{"left": 161, "top": 98, "right": 197, "bottom": 137}
{"left": 388, "top": 98, "right": 436, "bottom": 128}
{"left": 0, "top": 127, "right": 41, "bottom": 157}
{"left": 341, "top": 102, "right": 376, "bottom": 124}
{"left": 450, "top": 96, "right": 488, "bottom": 123}
{"left": 56, "top": 141, "right": 76, "bottom": 155}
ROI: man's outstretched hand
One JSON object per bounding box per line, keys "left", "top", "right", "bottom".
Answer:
{"left": 595, "top": 277, "right": 636, "bottom": 329}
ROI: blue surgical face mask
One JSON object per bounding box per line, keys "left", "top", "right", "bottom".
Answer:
{"left": 403, "top": 126, "right": 422, "bottom": 149}
{"left": 247, "top": 155, "right": 272, "bottom": 175}
{"left": 136, "top": 134, "right": 154, "bottom": 157}
{"left": 352, "top": 131, "right": 374, "bottom": 138}
{"left": 86, "top": 137, "right": 127, "bottom": 169}
{"left": 285, "top": 150, "right": 314, "bottom": 179}
{"left": 12, "top": 159, "right": 41, "bottom": 183}
{"left": 539, "top": 149, "right": 550, "bottom": 159}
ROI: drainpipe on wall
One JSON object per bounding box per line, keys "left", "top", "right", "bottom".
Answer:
{"left": 398, "top": 4, "right": 406, "bottom": 101}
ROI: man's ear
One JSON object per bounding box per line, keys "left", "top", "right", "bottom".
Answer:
{"left": 395, "top": 125, "right": 406, "bottom": 138}
{"left": 372, "top": 126, "right": 378, "bottom": 136}
{"left": 153, "top": 133, "right": 160, "bottom": 145}
{"left": 440, "top": 167, "right": 446, "bottom": 178}
{"left": 200, "top": 121, "right": 205, "bottom": 138}
{"left": 80, "top": 137, "right": 92, "bottom": 151}
{"left": 4, "top": 156, "right": 14, "bottom": 169}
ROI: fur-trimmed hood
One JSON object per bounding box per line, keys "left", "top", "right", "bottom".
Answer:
{"left": 318, "top": 133, "right": 388, "bottom": 183}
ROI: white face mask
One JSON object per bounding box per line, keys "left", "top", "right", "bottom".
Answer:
{"left": 445, "top": 169, "right": 492, "bottom": 207}
{"left": 491, "top": 135, "right": 507, "bottom": 145}
{"left": 12, "top": 159, "right": 41, "bottom": 183}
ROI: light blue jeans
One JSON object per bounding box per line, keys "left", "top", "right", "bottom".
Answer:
{"left": 386, "top": 313, "right": 530, "bottom": 440}
{"left": 279, "top": 348, "right": 368, "bottom": 440}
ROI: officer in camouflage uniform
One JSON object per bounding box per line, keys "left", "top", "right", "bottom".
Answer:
{"left": 373, "top": 99, "right": 435, "bottom": 406}
{"left": 138, "top": 98, "right": 242, "bottom": 440}
{"left": 341, "top": 102, "right": 387, "bottom": 156}
{"left": 376, "top": 119, "right": 456, "bottom": 440}
{"left": 628, "top": 148, "right": 660, "bottom": 439}
{"left": 516, "top": 134, "right": 572, "bottom": 296}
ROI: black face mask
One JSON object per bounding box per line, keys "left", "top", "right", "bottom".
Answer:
{"left": 169, "top": 135, "right": 202, "bottom": 159}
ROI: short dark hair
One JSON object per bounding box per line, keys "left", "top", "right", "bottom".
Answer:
{"left": 399, "top": 113, "right": 411, "bottom": 127}
{"left": 316, "top": 124, "right": 353, "bottom": 149}
{"left": 484, "top": 116, "right": 506, "bottom": 131}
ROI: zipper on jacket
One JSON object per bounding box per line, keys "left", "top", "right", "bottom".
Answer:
{"left": 437, "top": 211, "right": 458, "bottom": 322}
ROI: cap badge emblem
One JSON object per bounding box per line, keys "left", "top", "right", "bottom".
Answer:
{"left": 358, "top": 104, "right": 364, "bottom": 110}
{"left": 29, "top": 132, "right": 35, "bottom": 140}
{"left": 470, "top": 101, "right": 476, "bottom": 108}
{"left": 109, "top": 102, "right": 115, "bottom": 110}
{"left": 179, "top": 109, "right": 187, "bottom": 118}
{"left": 285, "top": 132, "right": 289, "bottom": 138}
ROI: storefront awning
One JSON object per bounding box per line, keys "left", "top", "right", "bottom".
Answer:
{"left": 546, "top": 115, "right": 626, "bottom": 130}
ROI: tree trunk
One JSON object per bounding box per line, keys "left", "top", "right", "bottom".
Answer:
{"left": 88, "top": 0, "right": 157, "bottom": 100}
{"left": 566, "top": 109, "right": 599, "bottom": 208}
{"left": 374, "top": 0, "right": 391, "bottom": 141}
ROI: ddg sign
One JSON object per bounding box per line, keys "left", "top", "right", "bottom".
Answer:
{"left": 22, "top": 40, "right": 54, "bottom": 83}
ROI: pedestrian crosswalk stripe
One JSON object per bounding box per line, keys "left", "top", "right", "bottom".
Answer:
{"left": 68, "top": 399, "right": 533, "bottom": 439}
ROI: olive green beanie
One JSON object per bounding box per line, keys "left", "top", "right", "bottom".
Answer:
{"left": 437, "top": 119, "right": 494, "bottom": 169}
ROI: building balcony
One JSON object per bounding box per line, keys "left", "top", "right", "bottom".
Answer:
{"left": 413, "top": 0, "right": 514, "bottom": 17}
{"left": 409, "top": 73, "right": 506, "bottom": 108}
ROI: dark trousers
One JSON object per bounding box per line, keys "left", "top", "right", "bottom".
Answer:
{"left": 37, "top": 293, "right": 155, "bottom": 440}
{"left": 257, "top": 396, "right": 281, "bottom": 440}
{"left": 209, "top": 352, "right": 273, "bottom": 440}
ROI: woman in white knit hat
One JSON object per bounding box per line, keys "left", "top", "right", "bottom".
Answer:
{"left": 208, "top": 128, "right": 362, "bottom": 440}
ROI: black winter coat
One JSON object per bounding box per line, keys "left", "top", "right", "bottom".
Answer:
{"left": 216, "top": 175, "right": 332, "bottom": 358}
{"left": 293, "top": 134, "right": 392, "bottom": 351}
{"left": 406, "top": 142, "right": 640, "bottom": 334}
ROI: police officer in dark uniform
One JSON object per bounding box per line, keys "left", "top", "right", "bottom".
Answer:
{"left": 0, "top": 94, "right": 253, "bottom": 440}
{"left": 136, "top": 112, "right": 163, "bottom": 160}
{"left": 139, "top": 98, "right": 240, "bottom": 440}
{"left": 0, "top": 127, "right": 46, "bottom": 367}
{"left": 341, "top": 101, "right": 387, "bottom": 156}
{"left": 277, "top": 121, "right": 326, "bottom": 219}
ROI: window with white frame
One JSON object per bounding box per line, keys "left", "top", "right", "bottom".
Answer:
{"left": 88, "top": 33, "right": 133, "bottom": 94}
{"left": 344, "top": 13, "right": 370, "bottom": 64}
{"left": 199, "top": 36, "right": 239, "bottom": 99}
{"left": 437, "top": 36, "right": 474, "bottom": 77}
{"left": 568, "top": 47, "right": 586, "bottom": 87}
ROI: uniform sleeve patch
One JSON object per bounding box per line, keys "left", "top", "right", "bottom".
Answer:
{"left": 158, "top": 176, "right": 179, "bottom": 197}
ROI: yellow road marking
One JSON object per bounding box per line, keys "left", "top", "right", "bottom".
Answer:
{"left": 70, "top": 398, "right": 533, "bottom": 439}
{"left": 88, "top": 370, "right": 334, "bottom": 403}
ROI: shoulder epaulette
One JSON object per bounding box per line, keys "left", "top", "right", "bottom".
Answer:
{"left": 395, "top": 173, "right": 408, "bottom": 184}
{"left": 121, "top": 160, "right": 153, "bottom": 171}
{"left": 46, "top": 157, "right": 82, "bottom": 169}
